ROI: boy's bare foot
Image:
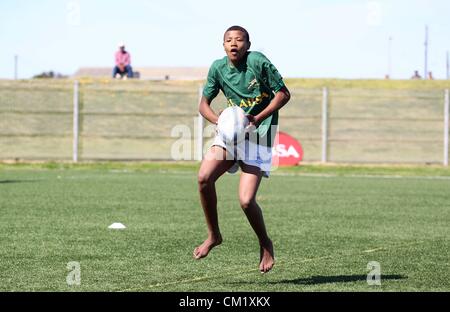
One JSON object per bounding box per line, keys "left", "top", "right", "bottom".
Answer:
{"left": 193, "top": 235, "right": 222, "bottom": 259}
{"left": 259, "top": 239, "right": 274, "bottom": 273}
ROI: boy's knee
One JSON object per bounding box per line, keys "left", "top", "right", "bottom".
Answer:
{"left": 239, "top": 197, "right": 254, "bottom": 210}
{"left": 198, "top": 172, "right": 212, "bottom": 190}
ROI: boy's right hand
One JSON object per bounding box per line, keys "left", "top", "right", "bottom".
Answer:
{"left": 214, "top": 109, "right": 224, "bottom": 125}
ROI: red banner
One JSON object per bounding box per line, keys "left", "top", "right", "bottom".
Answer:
{"left": 272, "top": 132, "right": 303, "bottom": 166}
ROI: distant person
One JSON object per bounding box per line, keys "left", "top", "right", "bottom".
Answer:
{"left": 113, "top": 43, "right": 133, "bottom": 79}
{"left": 411, "top": 70, "right": 422, "bottom": 80}
{"left": 428, "top": 71, "right": 434, "bottom": 80}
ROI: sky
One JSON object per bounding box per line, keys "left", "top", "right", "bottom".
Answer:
{"left": 0, "top": 0, "right": 449, "bottom": 79}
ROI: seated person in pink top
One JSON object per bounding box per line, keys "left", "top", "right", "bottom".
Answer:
{"left": 113, "top": 43, "right": 133, "bottom": 79}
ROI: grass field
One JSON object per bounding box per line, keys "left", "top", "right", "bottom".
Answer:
{"left": 1, "top": 162, "right": 449, "bottom": 291}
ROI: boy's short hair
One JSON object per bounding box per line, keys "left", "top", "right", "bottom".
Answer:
{"left": 224, "top": 25, "right": 250, "bottom": 42}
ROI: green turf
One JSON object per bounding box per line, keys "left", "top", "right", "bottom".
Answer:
{"left": 0, "top": 163, "right": 449, "bottom": 291}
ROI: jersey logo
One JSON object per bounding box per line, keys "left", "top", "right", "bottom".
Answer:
{"left": 247, "top": 78, "right": 259, "bottom": 91}
{"left": 226, "top": 92, "right": 270, "bottom": 108}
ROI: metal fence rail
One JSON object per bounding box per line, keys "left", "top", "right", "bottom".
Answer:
{"left": 0, "top": 80, "right": 448, "bottom": 165}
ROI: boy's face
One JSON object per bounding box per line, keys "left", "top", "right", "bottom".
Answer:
{"left": 223, "top": 30, "right": 250, "bottom": 64}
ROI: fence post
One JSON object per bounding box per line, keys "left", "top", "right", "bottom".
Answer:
{"left": 197, "top": 86, "right": 204, "bottom": 161}
{"left": 444, "top": 89, "right": 449, "bottom": 166}
{"left": 73, "top": 80, "right": 79, "bottom": 163}
{"left": 321, "top": 87, "right": 329, "bottom": 163}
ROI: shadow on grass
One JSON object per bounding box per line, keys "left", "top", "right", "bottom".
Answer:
{"left": 228, "top": 274, "right": 407, "bottom": 286}
{"left": 0, "top": 180, "right": 39, "bottom": 184}
{"left": 271, "top": 274, "right": 407, "bottom": 285}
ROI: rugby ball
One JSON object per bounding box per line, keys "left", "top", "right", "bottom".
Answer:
{"left": 217, "top": 106, "right": 249, "bottom": 145}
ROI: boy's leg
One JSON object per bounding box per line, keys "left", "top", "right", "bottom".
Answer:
{"left": 194, "top": 146, "right": 235, "bottom": 259}
{"left": 238, "top": 163, "right": 274, "bottom": 273}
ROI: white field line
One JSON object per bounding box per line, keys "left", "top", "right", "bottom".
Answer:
{"left": 47, "top": 170, "right": 450, "bottom": 187}
{"left": 271, "top": 172, "right": 450, "bottom": 180}
{"left": 104, "top": 169, "right": 450, "bottom": 180}
{"left": 363, "top": 247, "right": 386, "bottom": 253}
{"left": 120, "top": 241, "right": 421, "bottom": 291}
{"left": 4, "top": 165, "right": 449, "bottom": 180}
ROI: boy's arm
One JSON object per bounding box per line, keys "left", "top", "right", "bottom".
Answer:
{"left": 248, "top": 86, "right": 291, "bottom": 126}
{"left": 199, "top": 95, "right": 220, "bottom": 125}
{"left": 200, "top": 63, "right": 221, "bottom": 124}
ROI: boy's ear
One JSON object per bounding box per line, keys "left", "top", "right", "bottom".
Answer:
{"left": 247, "top": 41, "right": 251, "bottom": 50}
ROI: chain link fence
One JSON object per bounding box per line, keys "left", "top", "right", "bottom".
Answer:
{"left": 0, "top": 79, "right": 448, "bottom": 165}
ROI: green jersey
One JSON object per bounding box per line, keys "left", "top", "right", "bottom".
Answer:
{"left": 203, "top": 51, "right": 285, "bottom": 146}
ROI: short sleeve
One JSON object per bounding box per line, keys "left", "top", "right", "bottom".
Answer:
{"left": 261, "top": 57, "right": 285, "bottom": 93}
{"left": 202, "top": 65, "right": 220, "bottom": 100}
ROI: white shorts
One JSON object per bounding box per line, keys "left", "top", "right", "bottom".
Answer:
{"left": 212, "top": 134, "right": 273, "bottom": 178}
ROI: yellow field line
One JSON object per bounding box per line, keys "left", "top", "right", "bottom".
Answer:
{"left": 119, "top": 241, "right": 422, "bottom": 291}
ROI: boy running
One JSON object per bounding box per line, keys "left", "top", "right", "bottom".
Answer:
{"left": 194, "top": 25, "right": 291, "bottom": 273}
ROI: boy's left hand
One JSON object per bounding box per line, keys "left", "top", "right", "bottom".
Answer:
{"left": 246, "top": 114, "right": 260, "bottom": 127}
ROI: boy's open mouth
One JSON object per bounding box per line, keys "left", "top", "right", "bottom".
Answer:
{"left": 230, "top": 48, "right": 238, "bottom": 55}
